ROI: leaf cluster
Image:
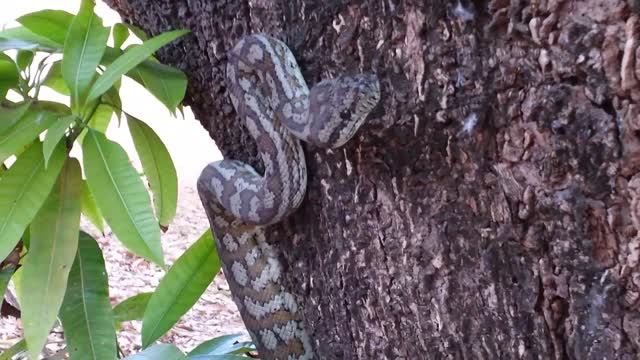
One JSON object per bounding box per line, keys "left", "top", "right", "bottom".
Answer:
{"left": 0, "top": 1, "right": 252, "bottom": 359}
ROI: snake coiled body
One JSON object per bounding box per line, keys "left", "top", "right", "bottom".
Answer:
{"left": 197, "top": 34, "right": 380, "bottom": 359}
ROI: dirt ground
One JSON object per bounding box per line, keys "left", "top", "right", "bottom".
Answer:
{"left": 0, "top": 185, "right": 247, "bottom": 357}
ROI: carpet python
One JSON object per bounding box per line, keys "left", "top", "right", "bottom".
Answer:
{"left": 197, "top": 34, "right": 380, "bottom": 359}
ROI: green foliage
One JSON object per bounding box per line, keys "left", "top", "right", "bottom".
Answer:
{"left": 62, "top": 0, "right": 109, "bottom": 112}
{"left": 123, "top": 344, "right": 186, "bottom": 360}
{"left": 0, "top": 100, "right": 31, "bottom": 134}
{"left": 81, "top": 180, "right": 104, "bottom": 233}
{"left": 0, "top": 108, "right": 57, "bottom": 163}
{"left": 0, "top": 54, "right": 19, "bottom": 98}
{"left": 59, "top": 232, "right": 117, "bottom": 360}
{"left": 187, "top": 334, "right": 254, "bottom": 358}
{"left": 0, "top": 266, "right": 14, "bottom": 306}
{"left": 87, "top": 29, "right": 188, "bottom": 103}
{"left": 0, "top": 2, "right": 247, "bottom": 359}
{"left": 0, "top": 339, "right": 27, "bottom": 360}
{"left": 127, "top": 115, "right": 178, "bottom": 226}
{"left": 113, "top": 292, "right": 152, "bottom": 323}
{"left": 83, "top": 129, "right": 164, "bottom": 266}
{"left": 22, "top": 159, "right": 82, "bottom": 359}
{"left": 0, "top": 141, "right": 66, "bottom": 262}
{"left": 142, "top": 230, "right": 220, "bottom": 347}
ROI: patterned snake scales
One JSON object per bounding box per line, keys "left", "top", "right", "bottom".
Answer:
{"left": 197, "top": 34, "right": 380, "bottom": 359}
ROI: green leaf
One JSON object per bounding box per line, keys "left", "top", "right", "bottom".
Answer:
{"left": 42, "top": 61, "right": 70, "bottom": 96}
{"left": 124, "top": 344, "right": 185, "bottom": 360}
{"left": 0, "top": 266, "right": 15, "bottom": 301}
{"left": 4, "top": 40, "right": 185, "bottom": 112}
{"left": 89, "top": 104, "right": 113, "bottom": 132}
{"left": 113, "top": 292, "right": 152, "bottom": 323}
{"left": 127, "top": 60, "right": 187, "bottom": 112}
{"left": 22, "top": 158, "right": 82, "bottom": 360}
{"left": 16, "top": 50, "right": 34, "bottom": 71}
{"left": 87, "top": 29, "right": 189, "bottom": 102}
{"left": 17, "top": 9, "right": 73, "bottom": 46}
{"left": 187, "top": 335, "right": 254, "bottom": 358}
{"left": 21, "top": 227, "right": 31, "bottom": 250}
{"left": 10, "top": 266, "right": 23, "bottom": 301}
{"left": 0, "top": 339, "right": 27, "bottom": 360}
{"left": 82, "top": 129, "right": 164, "bottom": 266}
{"left": 62, "top": 0, "right": 109, "bottom": 112}
{"left": 0, "top": 142, "right": 66, "bottom": 263}
{"left": 127, "top": 115, "right": 177, "bottom": 226}
{"left": 81, "top": 180, "right": 104, "bottom": 233}
{"left": 43, "top": 115, "right": 76, "bottom": 166}
{"left": 112, "top": 23, "right": 129, "bottom": 49}
{"left": 188, "top": 355, "right": 249, "bottom": 360}
{"left": 102, "top": 85, "right": 122, "bottom": 119}
{"left": 0, "top": 53, "right": 19, "bottom": 99}
{"left": 77, "top": 104, "right": 113, "bottom": 144}
{"left": 35, "top": 100, "right": 72, "bottom": 115}
{"left": 142, "top": 230, "right": 219, "bottom": 347}
{"left": 59, "top": 231, "right": 117, "bottom": 360}
{"left": 124, "top": 24, "right": 148, "bottom": 41}
{"left": 0, "top": 109, "right": 57, "bottom": 164}
{"left": 0, "top": 38, "right": 42, "bottom": 51}
{"left": 0, "top": 101, "right": 32, "bottom": 135}
{"left": 0, "top": 26, "right": 62, "bottom": 50}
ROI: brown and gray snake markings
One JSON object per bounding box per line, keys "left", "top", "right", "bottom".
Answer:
{"left": 197, "top": 34, "right": 380, "bottom": 359}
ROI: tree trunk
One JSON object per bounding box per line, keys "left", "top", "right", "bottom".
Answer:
{"left": 104, "top": 0, "right": 640, "bottom": 358}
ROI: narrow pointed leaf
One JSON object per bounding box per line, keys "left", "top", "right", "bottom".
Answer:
{"left": 188, "top": 355, "right": 248, "bottom": 360}
{"left": 0, "top": 38, "right": 42, "bottom": 51}
{"left": 59, "top": 232, "right": 117, "bottom": 360}
{"left": 124, "top": 24, "right": 148, "bottom": 41}
{"left": 89, "top": 104, "right": 113, "bottom": 132}
{"left": 127, "top": 115, "right": 177, "bottom": 226}
{"left": 0, "top": 266, "right": 15, "bottom": 301}
{"left": 102, "top": 86, "right": 122, "bottom": 119}
{"left": 62, "top": 0, "right": 109, "bottom": 111}
{"left": 16, "top": 50, "right": 34, "bottom": 71}
{"left": 77, "top": 104, "right": 114, "bottom": 144}
{"left": 0, "top": 26, "right": 62, "bottom": 50}
{"left": 42, "top": 61, "right": 70, "bottom": 96}
{"left": 81, "top": 180, "right": 104, "bottom": 233}
{"left": 124, "top": 344, "right": 185, "bottom": 360}
{"left": 43, "top": 115, "right": 76, "bottom": 166}
{"left": 82, "top": 129, "right": 163, "bottom": 266}
{"left": 126, "top": 62, "right": 186, "bottom": 112}
{"left": 113, "top": 292, "right": 152, "bottom": 323}
{"left": 0, "top": 142, "right": 66, "bottom": 262}
{"left": 187, "top": 334, "right": 254, "bottom": 357}
{"left": 21, "top": 227, "right": 31, "bottom": 250}
{"left": 87, "top": 29, "right": 189, "bottom": 102}
{"left": 17, "top": 10, "right": 73, "bottom": 46}
{"left": 0, "top": 339, "right": 27, "bottom": 360}
{"left": 100, "top": 47, "right": 187, "bottom": 112}
{"left": 0, "top": 54, "right": 19, "bottom": 99}
{"left": 22, "top": 158, "right": 82, "bottom": 360}
{"left": 142, "top": 230, "right": 219, "bottom": 347}
{"left": 0, "top": 109, "right": 57, "bottom": 164}
{"left": 5, "top": 270, "right": 23, "bottom": 323}
{"left": 112, "top": 23, "right": 129, "bottom": 49}
{"left": 0, "top": 101, "right": 32, "bottom": 135}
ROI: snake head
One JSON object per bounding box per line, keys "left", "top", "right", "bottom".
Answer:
{"left": 308, "top": 73, "right": 380, "bottom": 148}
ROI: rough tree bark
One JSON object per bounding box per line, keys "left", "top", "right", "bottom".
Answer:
{"left": 105, "top": 0, "right": 640, "bottom": 358}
